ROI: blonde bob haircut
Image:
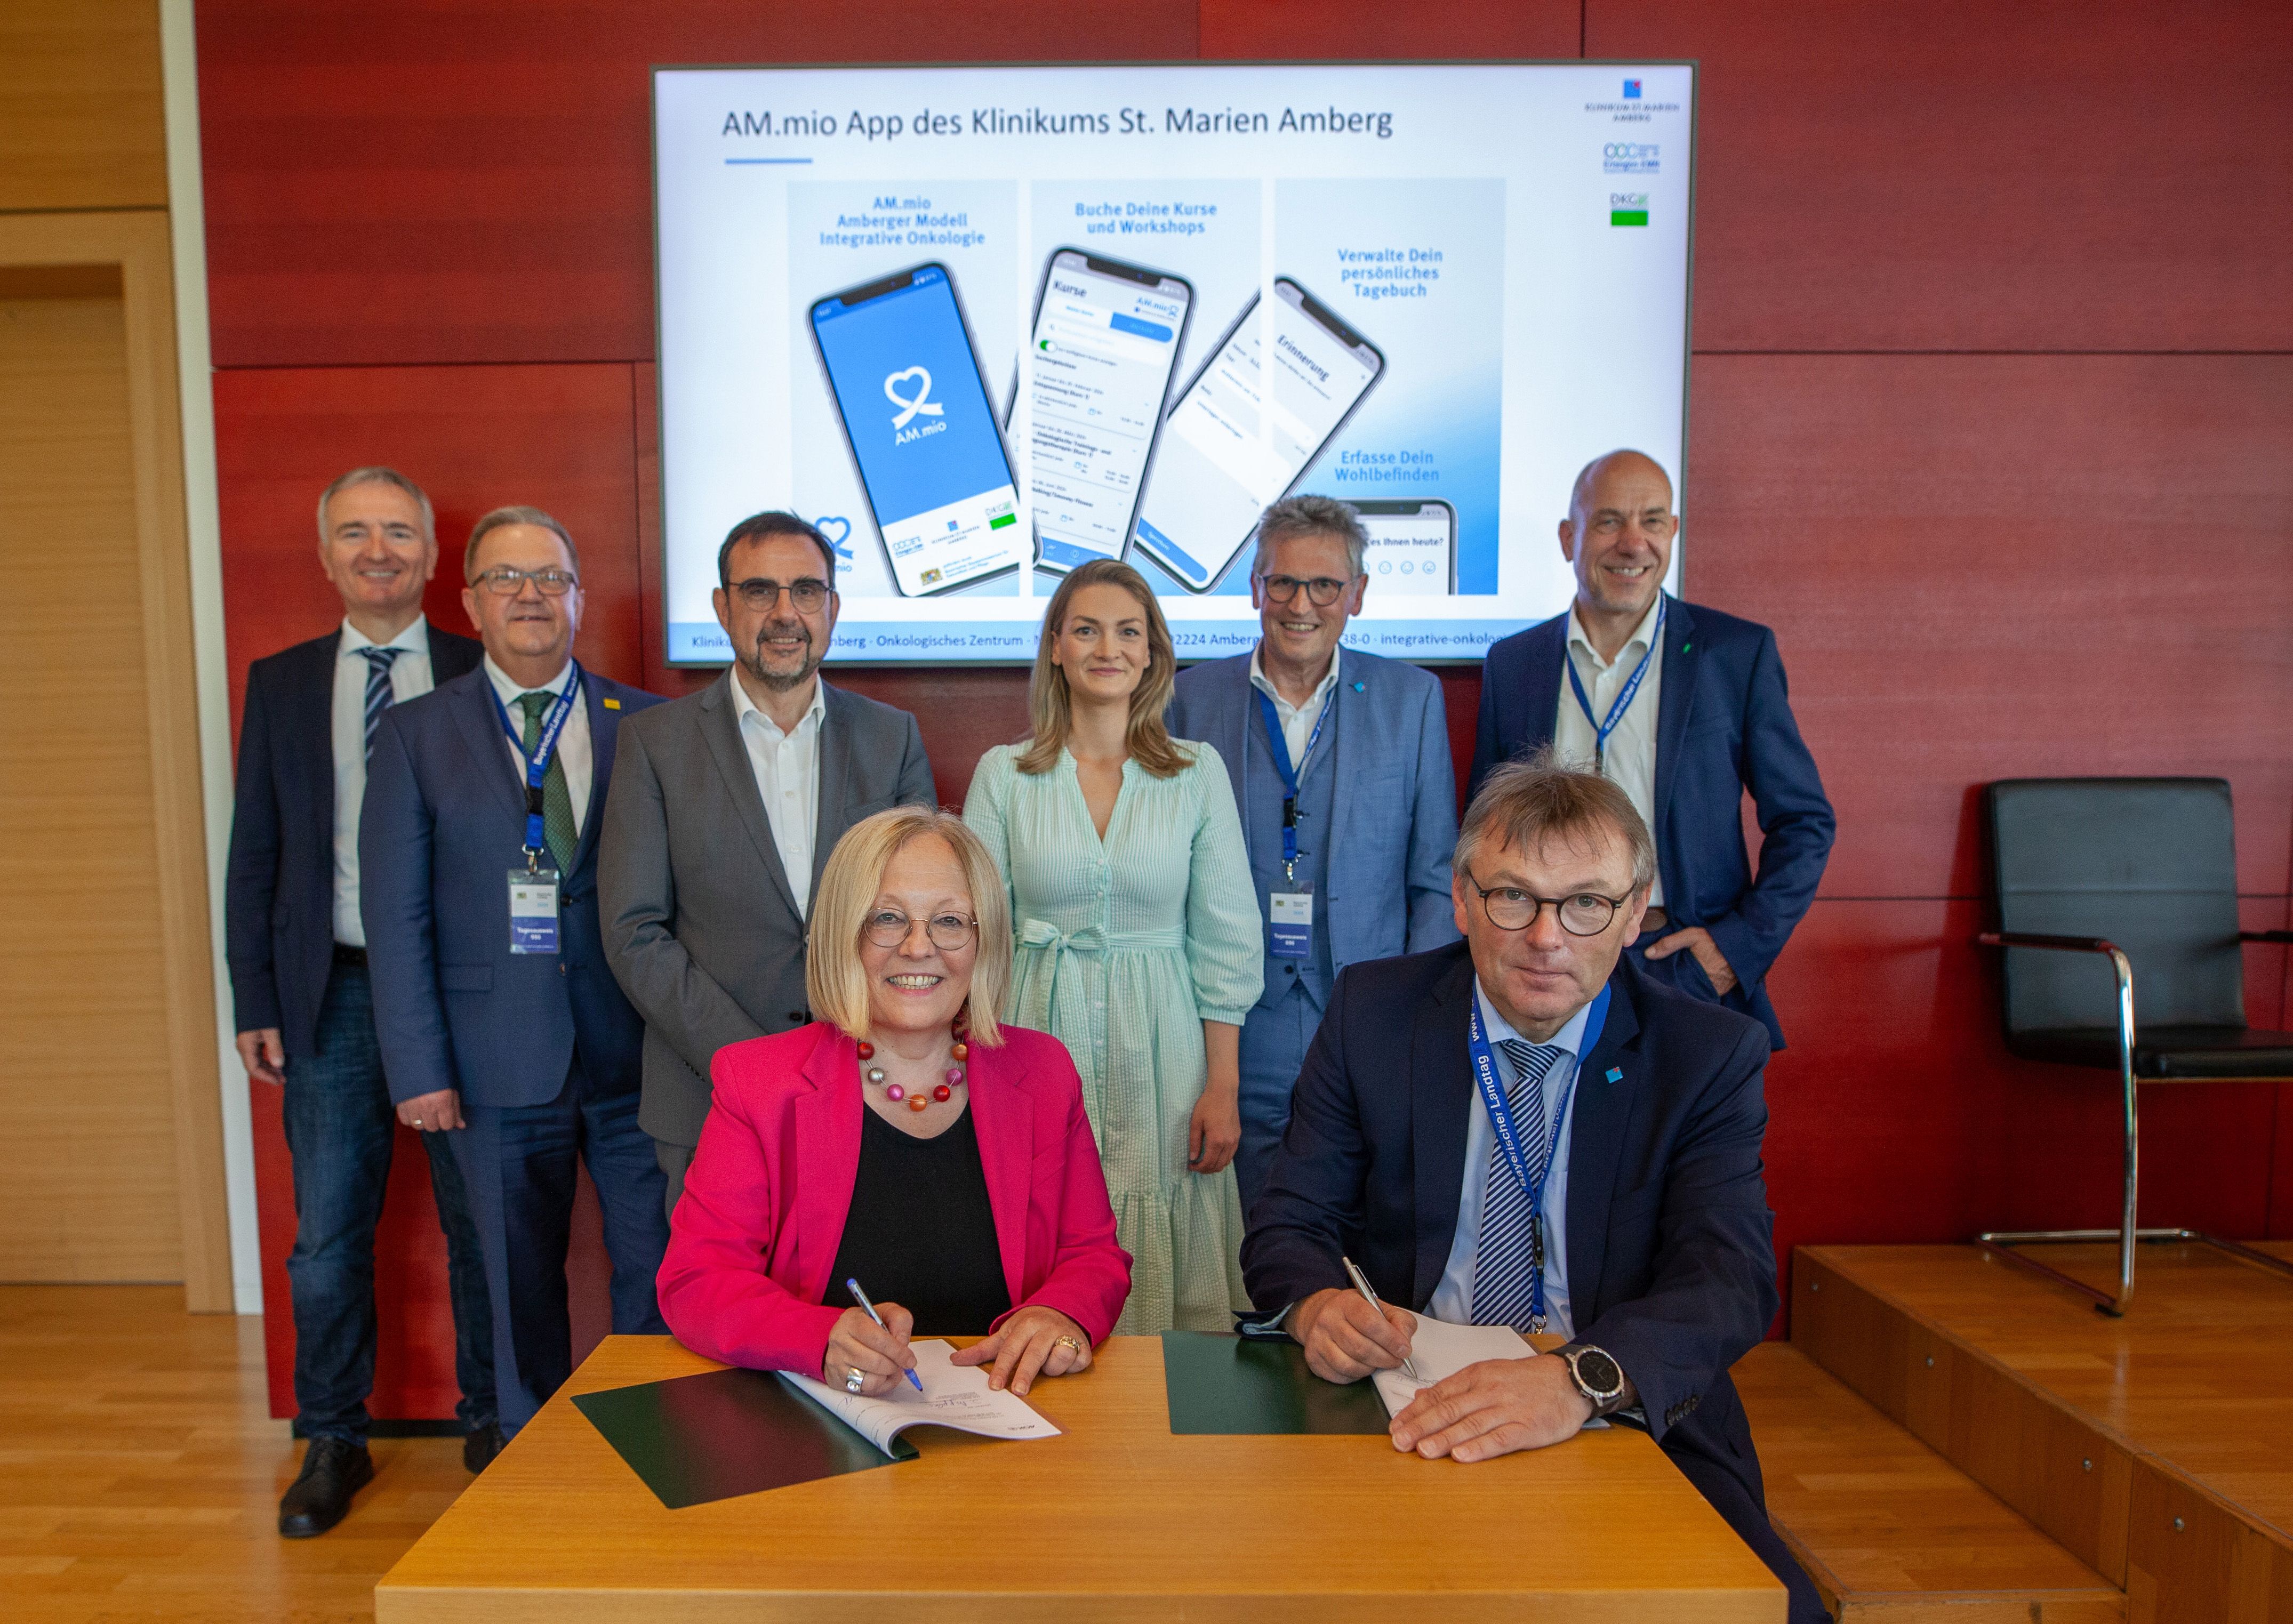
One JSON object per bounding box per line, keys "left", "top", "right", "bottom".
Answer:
{"left": 805, "top": 807, "right": 1010, "bottom": 1048}
{"left": 1017, "top": 558, "right": 1191, "bottom": 779}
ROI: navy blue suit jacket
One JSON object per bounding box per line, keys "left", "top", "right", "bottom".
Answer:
{"left": 1469, "top": 595, "right": 1833, "bottom": 1046}
{"left": 1167, "top": 645, "right": 1460, "bottom": 982}
{"left": 360, "top": 664, "right": 662, "bottom": 1110}
{"left": 1241, "top": 943, "right": 1781, "bottom": 1503}
{"left": 224, "top": 624, "right": 485, "bottom": 1058}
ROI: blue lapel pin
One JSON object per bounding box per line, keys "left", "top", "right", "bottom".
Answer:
{"left": 1352, "top": 681, "right": 1365, "bottom": 692}
{"left": 1605, "top": 1067, "right": 1623, "bottom": 1083}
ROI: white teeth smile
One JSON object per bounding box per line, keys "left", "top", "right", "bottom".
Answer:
{"left": 886, "top": 975, "right": 940, "bottom": 988}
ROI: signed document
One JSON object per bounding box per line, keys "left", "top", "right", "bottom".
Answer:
{"left": 779, "top": 1339, "right": 1062, "bottom": 1457}
{"left": 1370, "top": 1317, "right": 1535, "bottom": 1419}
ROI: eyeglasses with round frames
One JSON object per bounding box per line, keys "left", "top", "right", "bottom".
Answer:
{"left": 1462, "top": 871, "right": 1633, "bottom": 937}
{"left": 472, "top": 566, "right": 579, "bottom": 597}
{"left": 863, "top": 909, "right": 978, "bottom": 952}
{"left": 729, "top": 576, "right": 833, "bottom": 613}
{"left": 1257, "top": 574, "right": 1353, "bottom": 607}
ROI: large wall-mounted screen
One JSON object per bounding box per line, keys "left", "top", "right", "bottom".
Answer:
{"left": 653, "top": 62, "right": 1694, "bottom": 665}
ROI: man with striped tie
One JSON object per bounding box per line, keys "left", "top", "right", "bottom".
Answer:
{"left": 1241, "top": 749, "right": 1824, "bottom": 1623}
{"left": 225, "top": 468, "right": 497, "bottom": 1539}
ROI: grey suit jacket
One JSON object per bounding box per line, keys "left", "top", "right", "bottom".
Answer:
{"left": 598, "top": 672, "right": 936, "bottom": 1147}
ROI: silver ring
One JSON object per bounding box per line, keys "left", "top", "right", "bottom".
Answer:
{"left": 414, "top": 1120, "right": 427, "bottom": 1131}
{"left": 845, "top": 1366, "right": 865, "bottom": 1393}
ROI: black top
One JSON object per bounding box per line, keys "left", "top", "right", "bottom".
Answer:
{"left": 825, "top": 1103, "right": 1012, "bottom": 1336}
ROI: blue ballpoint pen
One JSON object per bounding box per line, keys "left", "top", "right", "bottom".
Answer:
{"left": 845, "top": 1276, "right": 924, "bottom": 1391}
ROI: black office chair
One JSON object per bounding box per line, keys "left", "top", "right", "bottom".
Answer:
{"left": 1977, "top": 778, "right": 2293, "bottom": 1315}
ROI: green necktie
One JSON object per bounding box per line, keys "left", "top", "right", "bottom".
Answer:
{"left": 516, "top": 690, "right": 580, "bottom": 873}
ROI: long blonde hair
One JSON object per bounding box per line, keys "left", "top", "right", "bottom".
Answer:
{"left": 1016, "top": 559, "right": 1190, "bottom": 778}
{"left": 805, "top": 808, "right": 1009, "bottom": 1047}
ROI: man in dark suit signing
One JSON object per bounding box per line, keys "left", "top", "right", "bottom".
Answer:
{"left": 600, "top": 512, "right": 935, "bottom": 1216}
{"left": 363, "top": 505, "right": 670, "bottom": 1436}
{"left": 1242, "top": 751, "right": 1824, "bottom": 1623}
{"left": 1471, "top": 451, "right": 1832, "bottom": 1048}
{"left": 225, "top": 467, "right": 498, "bottom": 1537}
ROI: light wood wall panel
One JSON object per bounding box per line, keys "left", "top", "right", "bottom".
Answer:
{"left": 0, "top": 0, "right": 169, "bottom": 212}
{"left": 0, "top": 276, "right": 181, "bottom": 1281}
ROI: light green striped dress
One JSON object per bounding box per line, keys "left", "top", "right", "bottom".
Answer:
{"left": 964, "top": 741, "right": 1263, "bottom": 1333}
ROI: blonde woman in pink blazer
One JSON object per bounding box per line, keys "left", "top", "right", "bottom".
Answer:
{"left": 658, "top": 807, "right": 1131, "bottom": 1397}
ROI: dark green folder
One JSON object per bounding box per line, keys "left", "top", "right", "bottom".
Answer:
{"left": 1160, "top": 1330, "right": 1393, "bottom": 1434}
{"left": 573, "top": 1366, "right": 918, "bottom": 1509}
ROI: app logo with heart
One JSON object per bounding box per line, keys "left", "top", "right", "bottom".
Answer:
{"left": 883, "top": 366, "right": 943, "bottom": 429}
{"left": 814, "top": 516, "right": 853, "bottom": 561}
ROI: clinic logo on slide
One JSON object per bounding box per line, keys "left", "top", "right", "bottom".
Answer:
{"left": 884, "top": 366, "right": 945, "bottom": 443}
{"left": 1623, "top": 79, "right": 1642, "bottom": 99}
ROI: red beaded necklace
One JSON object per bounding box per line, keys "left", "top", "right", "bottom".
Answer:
{"left": 857, "top": 1017, "right": 969, "bottom": 1114}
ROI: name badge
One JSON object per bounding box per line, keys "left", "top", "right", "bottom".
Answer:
{"left": 1269, "top": 888, "right": 1313, "bottom": 961}
{"left": 508, "top": 870, "right": 560, "bottom": 955}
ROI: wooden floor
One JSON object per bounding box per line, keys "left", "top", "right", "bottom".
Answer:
{"left": 0, "top": 1286, "right": 468, "bottom": 1622}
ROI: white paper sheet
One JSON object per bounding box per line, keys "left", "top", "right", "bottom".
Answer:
{"left": 779, "top": 1338, "right": 1062, "bottom": 1457}
{"left": 1371, "top": 1316, "right": 1535, "bottom": 1418}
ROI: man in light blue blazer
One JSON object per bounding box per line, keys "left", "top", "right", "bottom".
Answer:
{"left": 363, "top": 505, "right": 670, "bottom": 1435}
{"left": 1169, "top": 496, "right": 1460, "bottom": 1211}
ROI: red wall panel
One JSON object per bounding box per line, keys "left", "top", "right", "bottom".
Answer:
{"left": 196, "top": 0, "right": 1199, "bottom": 369}
{"left": 1586, "top": 0, "right": 2293, "bottom": 352}
{"left": 1686, "top": 352, "right": 2293, "bottom": 900}
{"left": 1198, "top": 0, "right": 1578, "bottom": 60}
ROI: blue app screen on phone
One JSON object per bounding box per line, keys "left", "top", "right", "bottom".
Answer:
{"left": 812, "top": 266, "right": 1024, "bottom": 595}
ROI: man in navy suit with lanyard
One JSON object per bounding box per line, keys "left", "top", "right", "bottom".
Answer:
{"left": 363, "top": 506, "right": 671, "bottom": 1437}
{"left": 225, "top": 467, "right": 499, "bottom": 1537}
{"left": 1471, "top": 451, "right": 1832, "bottom": 1048}
{"left": 1242, "top": 753, "right": 1824, "bottom": 1621}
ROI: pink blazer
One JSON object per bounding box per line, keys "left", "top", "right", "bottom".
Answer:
{"left": 657, "top": 1021, "right": 1133, "bottom": 1377}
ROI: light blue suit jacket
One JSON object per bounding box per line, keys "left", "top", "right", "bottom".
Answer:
{"left": 1169, "top": 644, "right": 1460, "bottom": 979}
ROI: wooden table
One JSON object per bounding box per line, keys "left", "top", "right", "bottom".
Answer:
{"left": 375, "top": 1334, "right": 1785, "bottom": 1622}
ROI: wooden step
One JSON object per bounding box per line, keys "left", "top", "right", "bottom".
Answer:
{"left": 1736, "top": 1341, "right": 2123, "bottom": 1622}
{"left": 1791, "top": 1243, "right": 2293, "bottom": 1624}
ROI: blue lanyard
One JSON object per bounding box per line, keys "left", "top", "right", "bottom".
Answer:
{"left": 488, "top": 664, "right": 582, "bottom": 866}
{"left": 1566, "top": 597, "right": 1665, "bottom": 771}
{"left": 1255, "top": 681, "right": 1335, "bottom": 882}
{"left": 1466, "top": 983, "right": 1609, "bottom": 1331}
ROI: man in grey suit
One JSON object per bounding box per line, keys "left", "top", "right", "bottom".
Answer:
{"left": 1168, "top": 495, "right": 1460, "bottom": 1212}
{"left": 600, "top": 512, "right": 936, "bottom": 1213}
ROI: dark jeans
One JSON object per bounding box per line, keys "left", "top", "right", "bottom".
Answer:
{"left": 456, "top": 1050, "right": 669, "bottom": 1434}
{"left": 1233, "top": 980, "right": 1325, "bottom": 1218}
{"left": 281, "top": 962, "right": 496, "bottom": 1443}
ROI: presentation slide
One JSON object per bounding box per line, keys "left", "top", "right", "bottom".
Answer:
{"left": 653, "top": 63, "right": 1692, "bottom": 666}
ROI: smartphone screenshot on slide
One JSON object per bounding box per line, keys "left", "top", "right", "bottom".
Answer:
{"left": 810, "top": 264, "right": 1024, "bottom": 597}
{"left": 1134, "top": 278, "right": 1383, "bottom": 592}
{"left": 1356, "top": 500, "right": 1457, "bottom": 595}
{"left": 1022, "top": 250, "right": 1192, "bottom": 575}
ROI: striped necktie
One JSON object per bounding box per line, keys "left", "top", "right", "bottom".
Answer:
{"left": 1468, "top": 1037, "right": 1568, "bottom": 1331}
{"left": 516, "top": 690, "right": 580, "bottom": 873}
{"left": 358, "top": 647, "right": 400, "bottom": 761}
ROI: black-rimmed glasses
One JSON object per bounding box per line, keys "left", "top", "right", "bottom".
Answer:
{"left": 863, "top": 910, "right": 977, "bottom": 951}
{"left": 729, "top": 577, "right": 833, "bottom": 613}
{"left": 1462, "top": 871, "right": 1633, "bottom": 937}
{"left": 1257, "top": 574, "right": 1353, "bottom": 607}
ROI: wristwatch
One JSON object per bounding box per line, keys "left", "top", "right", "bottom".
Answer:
{"left": 1556, "top": 1342, "right": 1629, "bottom": 1417}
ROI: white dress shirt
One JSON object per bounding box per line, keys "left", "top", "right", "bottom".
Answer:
{"left": 484, "top": 655, "right": 594, "bottom": 840}
{"left": 1553, "top": 593, "right": 1666, "bottom": 906}
{"left": 729, "top": 671, "right": 827, "bottom": 916}
{"left": 1247, "top": 641, "right": 1342, "bottom": 769}
{"left": 332, "top": 618, "right": 435, "bottom": 945}
{"left": 1426, "top": 980, "right": 1595, "bottom": 1339}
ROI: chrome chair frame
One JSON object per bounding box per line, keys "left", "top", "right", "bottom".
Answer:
{"left": 1975, "top": 928, "right": 2293, "bottom": 1316}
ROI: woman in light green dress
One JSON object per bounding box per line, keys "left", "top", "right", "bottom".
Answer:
{"left": 964, "top": 561, "right": 1262, "bottom": 1333}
